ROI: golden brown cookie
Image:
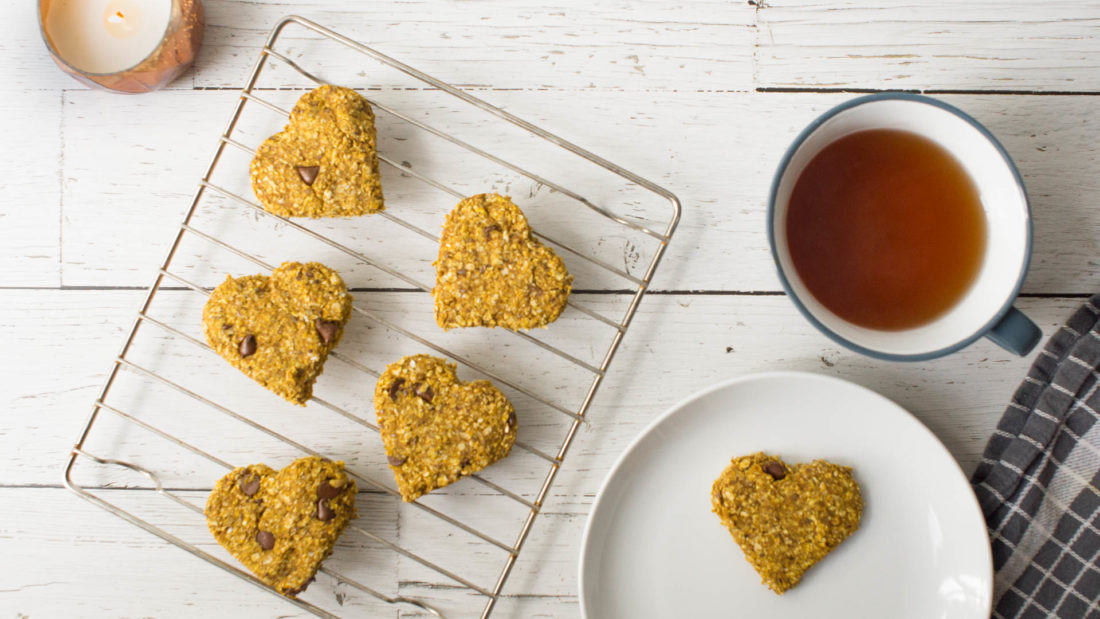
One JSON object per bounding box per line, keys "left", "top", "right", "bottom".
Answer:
{"left": 205, "top": 456, "right": 357, "bottom": 596}
{"left": 374, "top": 354, "right": 517, "bottom": 501}
{"left": 433, "top": 193, "right": 573, "bottom": 330}
{"left": 711, "top": 452, "right": 863, "bottom": 594}
{"left": 249, "top": 84, "right": 384, "bottom": 218}
{"left": 202, "top": 261, "right": 352, "bottom": 405}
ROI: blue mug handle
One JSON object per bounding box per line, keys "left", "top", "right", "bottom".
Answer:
{"left": 985, "top": 306, "right": 1042, "bottom": 356}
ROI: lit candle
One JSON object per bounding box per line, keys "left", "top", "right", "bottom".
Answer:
{"left": 39, "top": 0, "right": 204, "bottom": 93}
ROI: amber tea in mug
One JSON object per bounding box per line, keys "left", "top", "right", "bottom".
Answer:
{"left": 770, "top": 94, "right": 1038, "bottom": 360}
{"left": 784, "top": 128, "right": 987, "bottom": 331}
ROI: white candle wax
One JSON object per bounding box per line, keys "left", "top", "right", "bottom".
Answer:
{"left": 45, "top": 0, "right": 172, "bottom": 74}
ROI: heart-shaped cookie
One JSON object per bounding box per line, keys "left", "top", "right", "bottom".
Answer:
{"left": 202, "top": 261, "right": 352, "bottom": 405}
{"left": 205, "top": 456, "right": 357, "bottom": 596}
{"left": 374, "top": 354, "right": 517, "bottom": 501}
{"left": 711, "top": 452, "right": 863, "bottom": 594}
{"left": 249, "top": 84, "right": 385, "bottom": 218}
{"left": 433, "top": 193, "right": 573, "bottom": 330}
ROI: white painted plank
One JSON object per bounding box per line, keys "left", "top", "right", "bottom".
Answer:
{"left": 0, "top": 488, "right": 400, "bottom": 618}
{"left": 4, "top": 289, "right": 1078, "bottom": 492}
{"left": 61, "top": 90, "right": 1100, "bottom": 292}
{"left": 0, "top": 281, "right": 1079, "bottom": 616}
{"left": 756, "top": 1, "right": 1100, "bottom": 92}
{"left": 0, "top": 488, "right": 579, "bottom": 617}
{"left": 193, "top": 1, "right": 755, "bottom": 92}
{"left": 191, "top": 1, "right": 1100, "bottom": 93}
{"left": 26, "top": 0, "right": 1100, "bottom": 96}
{"left": 6, "top": 280, "right": 1055, "bottom": 613}
{"left": 0, "top": 87, "right": 61, "bottom": 286}
{"left": 57, "top": 87, "right": 234, "bottom": 284}
{"left": 0, "top": 292, "right": 1086, "bottom": 613}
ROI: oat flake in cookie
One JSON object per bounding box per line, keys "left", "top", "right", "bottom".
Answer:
{"left": 205, "top": 456, "right": 357, "bottom": 596}
{"left": 375, "top": 354, "right": 517, "bottom": 501}
{"left": 201, "top": 261, "right": 352, "bottom": 405}
{"left": 249, "top": 84, "right": 384, "bottom": 218}
{"left": 710, "top": 452, "right": 863, "bottom": 594}
{"left": 433, "top": 193, "right": 573, "bottom": 330}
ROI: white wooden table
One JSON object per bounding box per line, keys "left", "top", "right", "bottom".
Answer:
{"left": 3, "top": 1, "right": 1099, "bottom": 617}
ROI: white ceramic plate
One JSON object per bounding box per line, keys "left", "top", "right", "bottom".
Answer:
{"left": 579, "top": 372, "right": 992, "bottom": 619}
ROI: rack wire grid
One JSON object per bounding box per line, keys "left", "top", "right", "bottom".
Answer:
{"left": 64, "top": 15, "right": 680, "bottom": 619}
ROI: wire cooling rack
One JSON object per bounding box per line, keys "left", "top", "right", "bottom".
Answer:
{"left": 64, "top": 15, "right": 680, "bottom": 618}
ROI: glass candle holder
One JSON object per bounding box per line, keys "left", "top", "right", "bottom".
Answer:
{"left": 38, "top": 0, "right": 204, "bottom": 94}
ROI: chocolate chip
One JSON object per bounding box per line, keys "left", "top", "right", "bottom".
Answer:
{"left": 239, "top": 334, "right": 257, "bottom": 357}
{"left": 296, "top": 165, "right": 320, "bottom": 185}
{"left": 508, "top": 411, "right": 517, "bottom": 426}
{"left": 763, "top": 461, "right": 787, "bottom": 481}
{"left": 527, "top": 284, "right": 543, "bottom": 297}
{"left": 456, "top": 268, "right": 467, "bottom": 277}
{"left": 316, "top": 498, "right": 334, "bottom": 522}
{"left": 317, "top": 479, "right": 344, "bottom": 499}
{"left": 256, "top": 530, "right": 275, "bottom": 550}
{"left": 238, "top": 475, "right": 260, "bottom": 496}
{"left": 460, "top": 458, "right": 470, "bottom": 469}
{"left": 314, "top": 319, "right": 339, "bottom": 345}
{"left": 221, "top": 323, "right": 232, "bottom": 332}
{"left": 387, "top": 454, "right": 407, "bottom": 466}
{"left": 415, "top": 383, "right": 434, "bottom": 403}
{"left": 387, "top": 378, "right": 405, "bottom": 400}
{"left": 483, "top": 224, "right": 501, "bottom": 240}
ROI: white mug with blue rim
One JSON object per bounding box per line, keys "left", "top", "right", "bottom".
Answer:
{"left": 769, "top": 93, "right": 1040, "bottom": 361}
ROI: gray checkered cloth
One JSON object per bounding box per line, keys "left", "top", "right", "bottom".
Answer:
{"left": 972, "top": 294, "right": 1100, "bottom": 619}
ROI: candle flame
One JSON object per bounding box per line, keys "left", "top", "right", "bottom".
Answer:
{"left": 102, "top": 1, "right": 142, "bottom": 38}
